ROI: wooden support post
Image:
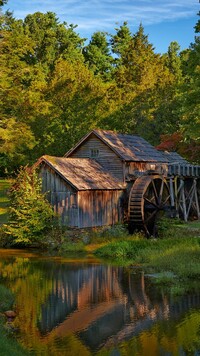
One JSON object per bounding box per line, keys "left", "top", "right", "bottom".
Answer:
{"left": 194, "top": 179, "right": 200, "bottom": 219}
{"left": 181, "top": 180, "right": 187, "bottom": 222}
{"left": 174, "top": 176, "right": 179, "bottom": 216}
{"left": 169, "top": 177, "right": 175, "bottom": 207}
{"left": 177, "top": 179, "right": 187, "bottom": 221}
{"left": 185, "top": 183, "right": 195, "bottom": 220}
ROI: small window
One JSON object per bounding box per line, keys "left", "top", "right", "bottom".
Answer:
{"left": 90, "top": 149, "right": 99, "bottom": 158}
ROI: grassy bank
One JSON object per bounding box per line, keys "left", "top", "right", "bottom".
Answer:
{"left": 94, "top": 220, "right": 200, "bottom": 292}
{"left": 0, "top": 285, "right": 29, "bottom": 355}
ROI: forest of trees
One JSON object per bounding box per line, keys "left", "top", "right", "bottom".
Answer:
{"left": 0, "top": 1, "right": 200, "bottom": 175}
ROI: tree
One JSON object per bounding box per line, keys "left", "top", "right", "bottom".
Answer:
{"left": 0, "top": 14, "right": 39, "bottom": 173}
{"left": 41, "top": 59, "right": 109, "bottom": 155}
{"left": 23, "top": 12, "right": 84, "bottom": 69}
{"left": 157, "top": 132, "right": 200, "bottom": 164}
{"left": 0, "top": 11, "right": 86, "bottom": 172}
{"left": 3, "top": 166, "right": 54, "bottom": 245}
{"left": 107, "top": 24, "right": 178, "bottom": 143}
{"left": 113, "top": 24, "right": 164, "bottom": 92}
{"left": 83, "top": 31, "right": 113, "bottom": 80}
{"left": 0, "top": 118, "right": 36, "bottom": 175}
{"left": 110, "top": 21, "right": 132, "bottom": 62}
{"left": 165, "top": 41, "right": 182, "bottom": 82}
{"left": 0, "top": 0, "right": 7, "bottom": 7}
{"left": 178, "top": 12, "right": 200, "bottom": 142}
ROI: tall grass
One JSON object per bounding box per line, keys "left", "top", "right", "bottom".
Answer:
{"left": 95, "top": 235, "right": 200, "bottom": 281}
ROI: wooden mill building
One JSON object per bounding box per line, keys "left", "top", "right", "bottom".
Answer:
{"left": 37, "top": 130, "right": 200, "bottom": 235}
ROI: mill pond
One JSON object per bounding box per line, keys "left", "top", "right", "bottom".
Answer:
{"left": 1, "top": 249, "right": 200, "bottom": 355}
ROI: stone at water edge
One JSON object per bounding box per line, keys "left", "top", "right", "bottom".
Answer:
{"left": 4, "top": 310, "right": 17, "bottom": 320}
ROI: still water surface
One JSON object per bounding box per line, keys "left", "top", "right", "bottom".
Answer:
{"left": 0, "top": 249, "right": 200, "bottom": 355}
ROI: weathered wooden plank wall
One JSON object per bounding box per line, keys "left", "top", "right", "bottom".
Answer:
{"left": 78, "top": 190, "right": 124, "bottom": 228}
{"left": 40, "top": 166, "right": 78, "bottom": 226}
{"left": 40, "top": 165, "right": 124, "bottom": 228}
{"left": 69, "top": 134, "right": 124, "bottom": 182}
{"left": 126, "top": 162, "right": 168, "bottom": 178}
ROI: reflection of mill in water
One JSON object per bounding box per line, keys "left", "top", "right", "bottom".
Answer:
{"left": 38, "top": 264, "right": 200, "bottom": 351}
{"left": 38, "top": 264, "right": 124, "bottom": 335}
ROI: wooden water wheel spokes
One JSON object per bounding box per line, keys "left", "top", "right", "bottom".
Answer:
{"left": 128, "top": 175, "right": 170, "bottom": 237}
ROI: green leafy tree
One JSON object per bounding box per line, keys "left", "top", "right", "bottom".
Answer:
{"left": 0, "top": 11, "right": 85, "bottom": 172}
{"left": 23, "top": 12, "right": 84, "bottom": 68}
{"left": 42, "top": 59, "right": 109, "bottom": 155}
{"left": 0, "top": 118, "right": 36, "bottom": 175}
{"left": 0, "top": 13, "right": 38, "bottom": 173}
{"left": 178, "top": 12, "right": 200, "bottom": 141}
{"left": 4, "top": 166, "right": 54, "bottom": 245}
{"left": 83, "top": 31, "right": 113, "bottom": 80}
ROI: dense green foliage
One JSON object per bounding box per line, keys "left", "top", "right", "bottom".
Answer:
{"left": 0, "top": 179, "right": 11, "bottom": 224}
{"left": 3, "top": 167, "right": 55, "bottom": 245}
{"left": 0, "top": 3, "right": 200, "bottom": 174}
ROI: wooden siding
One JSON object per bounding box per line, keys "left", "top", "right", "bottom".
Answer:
{"left": 125, "top": 162, "right": 168, "bottom": 179}
{"left": 168, "top": 164, "right": 200, "bottom": 177}
{"left": 68, "top": 134, "right": 124, "bottom": 182}
{"left": 40, "top": 165, "right": 124, "bottom": 228}
{"left": 78, "top": 190, "right": 124, "bottom": 228}
{"left": 40, "top": 166, "right": 78, "bottom": 227}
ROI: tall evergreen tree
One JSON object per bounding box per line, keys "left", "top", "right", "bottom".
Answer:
{"left": 114, "top": 24, "right": 163, "bottom": 91}
{"left": 110, "top": 21, "right": 132, "bottom": 59}
{"left": 83, "top": 31, "right": 113, "bottom": 80}
{"left": 165, "top": 41, "right": 182, "bottom": 82}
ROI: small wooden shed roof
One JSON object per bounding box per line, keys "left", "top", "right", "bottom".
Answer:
{"left": 65, "top": 129, "right": 168, "bottom": 163}
{"left": 37, "top": 155, "right": 125, "bottom": 191}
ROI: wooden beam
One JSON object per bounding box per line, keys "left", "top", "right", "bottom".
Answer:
{"left": 194, "top": 179, "right": 200, "bottom": 219}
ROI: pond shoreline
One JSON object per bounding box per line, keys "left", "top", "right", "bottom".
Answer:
{"left": 1, "top": 246, "right": 200, "bottom": 355}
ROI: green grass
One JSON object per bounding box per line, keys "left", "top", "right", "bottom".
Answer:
{"left": 0, "top": 179, "right": 12, "bottom": 225}
{"left": 0, "top": 284, "right": 29, "bottom": 355}
{"left": 0, "top": 318, "right": 29, "bottom": 356}
{"left": 94, "top": 221, "right": 200, "bottom": 290}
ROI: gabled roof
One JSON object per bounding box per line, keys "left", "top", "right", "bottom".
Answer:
{"left": 65, "top": 129, "right": 167, "bottom": 163}
{"left": 37, "top": 155, "right": 125, "bottom": 191}
{"left": 161, "top": 151, "right": 188, "bottom": 164}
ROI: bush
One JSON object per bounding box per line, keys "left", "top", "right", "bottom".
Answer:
{"left": 3, "top": 166, "right": 55, "bottom": 246}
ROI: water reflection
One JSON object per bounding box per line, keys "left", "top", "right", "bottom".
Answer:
{"left": 0, "top": 250, "right": 200, "bottom": 355}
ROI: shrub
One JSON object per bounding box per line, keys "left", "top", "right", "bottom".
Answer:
{"left": 3, "top": 166, "right": 55, "bottom": 246}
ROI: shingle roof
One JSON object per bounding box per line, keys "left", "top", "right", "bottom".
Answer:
{"left": 65, "top": 129, "right": 168, "bottom": 162}
{"left": 37, "top": 155, "right": 125, "bottom": 190}
{"left": 161, "top": 151, "right": 188, "bottom": 164}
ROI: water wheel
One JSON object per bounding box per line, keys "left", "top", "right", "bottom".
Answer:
{"left": 128, "top": 175, "right": 170, "bottom": 237}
